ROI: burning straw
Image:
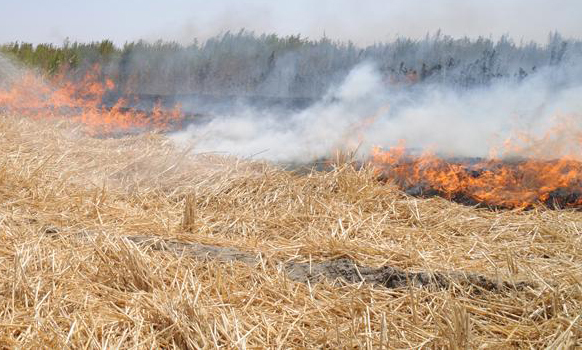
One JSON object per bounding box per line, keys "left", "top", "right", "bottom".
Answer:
{"left": 0, "top": 63, "right": 185, "bottom": 136}
{"left": 0, "top": 112, "right": 580, "bottom": 348}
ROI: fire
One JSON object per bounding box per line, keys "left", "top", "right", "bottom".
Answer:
{"left": 2, "top": 61, "right": 581, "bottom": 210}
{"left": 0, "top": 64, "right": 185, "bottom": 136}
{"left": 371, "top": 125, "right": 582, "bottom": 209}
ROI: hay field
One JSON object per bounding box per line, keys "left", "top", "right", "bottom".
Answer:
{"left": 0, "top": 114, "right": 580, "bottom": 349}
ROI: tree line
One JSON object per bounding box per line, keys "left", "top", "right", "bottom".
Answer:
{"left": 1, "top": 31, "right": 580, "bottom": 98}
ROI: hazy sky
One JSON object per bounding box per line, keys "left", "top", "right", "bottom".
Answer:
{"left": 1, "top": 0, "right": 580, "bottom": 45}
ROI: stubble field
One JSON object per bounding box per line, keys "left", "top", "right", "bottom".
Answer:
{"left": 0, "top": 114, "right": 580, "bottom": 348}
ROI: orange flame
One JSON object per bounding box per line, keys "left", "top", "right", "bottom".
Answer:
{"left": 0, "top": 65, "right": 185, "bottom": 136}
{"left": 371, "top": 120, "right": 582, "bottom": 209}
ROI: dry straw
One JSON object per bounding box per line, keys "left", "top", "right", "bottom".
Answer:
{"left": 0, "top": 114, "right": 580, "bottom": 348}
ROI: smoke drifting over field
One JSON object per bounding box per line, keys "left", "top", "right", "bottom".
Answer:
{"left": 172, "top": 64, "right": 385, "bottom": 162}
{"left": 2, "top": 32, "right": 582, "bottom": 164}
{"left": 172, "top": 58, "right": 582, "bottom": 163}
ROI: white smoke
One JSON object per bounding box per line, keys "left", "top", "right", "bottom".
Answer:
{"left": 172, "top": 60, "right": 582, "bottom": 162}
{"left": 171, "top": 60, "right": 582, "bottom": 162}
{"left": 171, "top": 63, "right": 389, "bottom": 162}
{"left": 367, "top": 68, "right": 582, "bottom": 159}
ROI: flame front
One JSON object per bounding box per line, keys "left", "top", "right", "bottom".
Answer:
{"left": 0, "top": 65, "right": 185, "bottom": 136}
{"left": 2, "top": 63, "right": 581, "bottom": 209}
{"left": 371, "top": 137, "right": 582, "bottom": 209}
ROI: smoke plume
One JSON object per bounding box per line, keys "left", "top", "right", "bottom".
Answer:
{"left": 171, "top": 57, "right": 582, "bottom": 163}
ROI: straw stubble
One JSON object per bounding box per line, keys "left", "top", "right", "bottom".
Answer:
{"left": 0, "top": 114, "right": 580, "bottom": 348}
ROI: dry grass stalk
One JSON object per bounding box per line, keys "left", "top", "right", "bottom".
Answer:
{"left": 182, "top": 193, "right": 197, "bottom": 233}
{"left": 0, "top": 113, "right": 580, "bottom": 348}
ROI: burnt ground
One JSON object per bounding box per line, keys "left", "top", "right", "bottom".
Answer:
{"left": 41, "top": 227, "right": 533, "bottom": 293}
{"left": 118, "top": 234, "right": 533, "bottom": 293}
{"left": 395, "top": 178, "right": 582, "bottom": 211}
{"left": 126, "top": 236, "right": 533, "bottom": 292}
{"left": 101, "top": 92, "right": 315, "bottom": 113}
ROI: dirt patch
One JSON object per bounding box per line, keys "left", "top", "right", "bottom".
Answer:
{"left": 126, "top": 235, "right": 258, "bottom": 265}
{"left": 285, "top": 258, "right": 532, "bottom": 292}
{"left": 42, "top": 225, "right": 535, "bottom": 293}
{"left": 122, "top": 234, "right": 532, "bottom": 293}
